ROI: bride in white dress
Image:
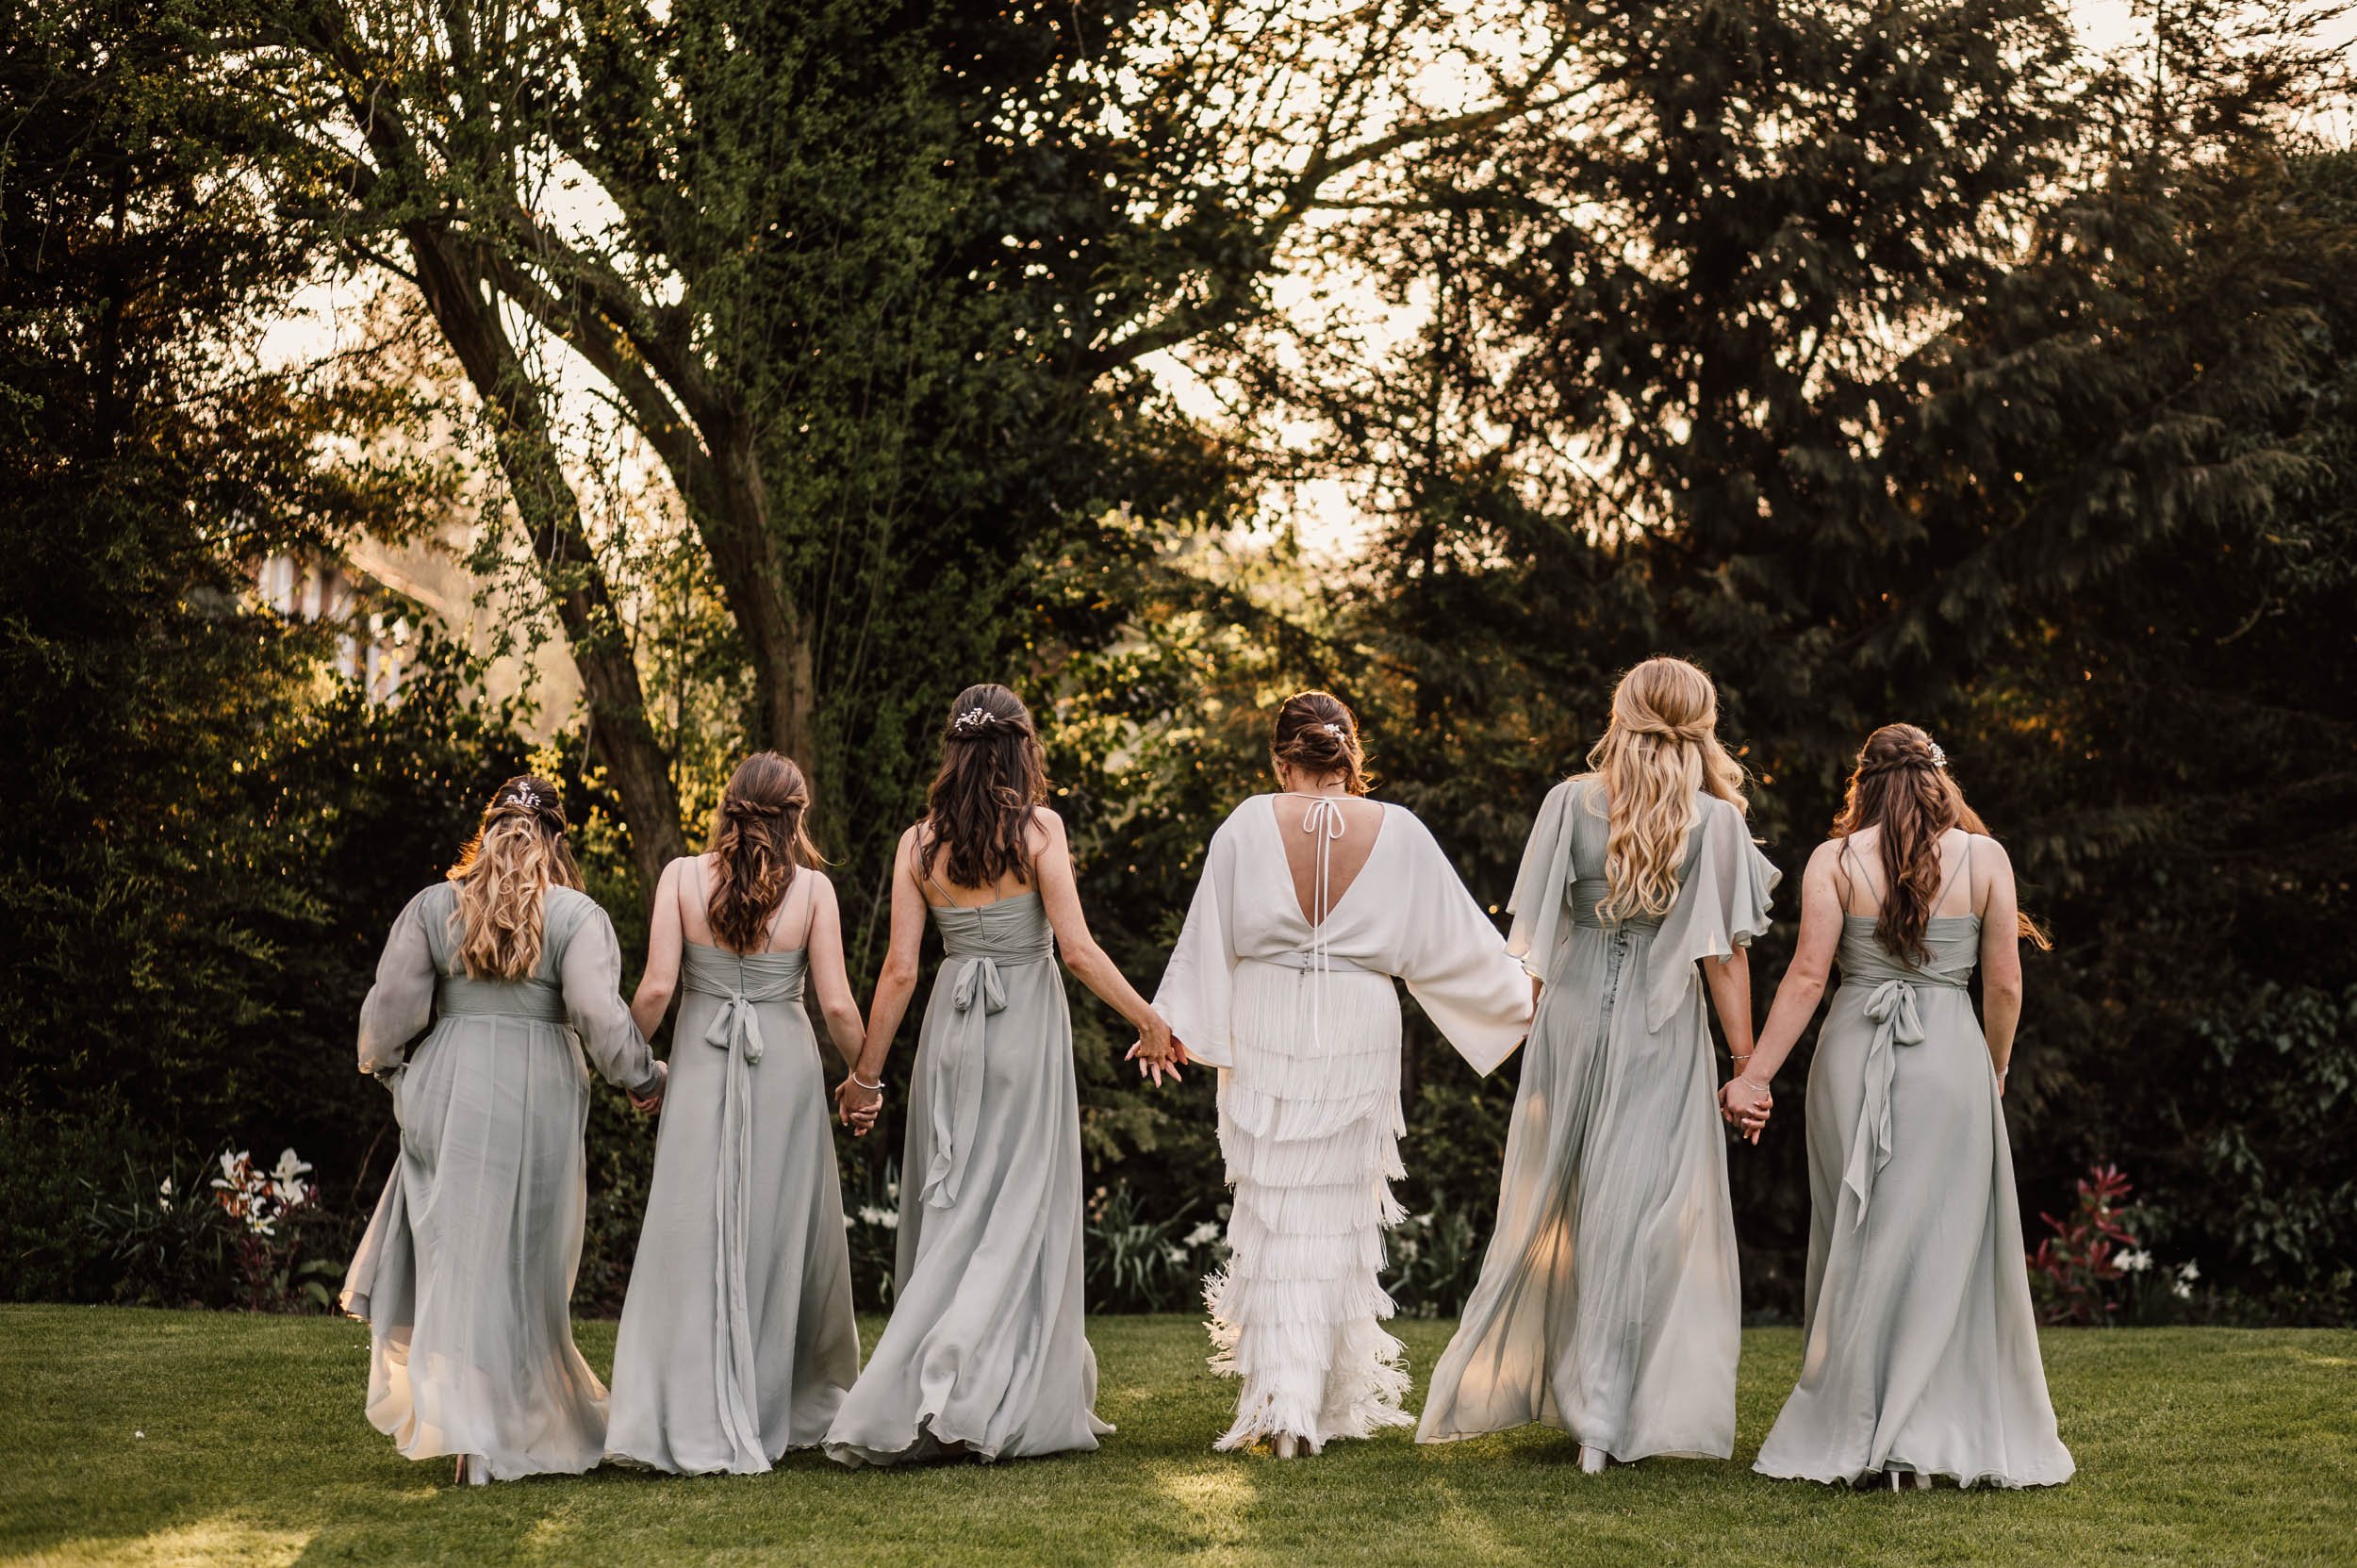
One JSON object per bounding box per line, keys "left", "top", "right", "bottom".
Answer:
{"left": 1153, "top": 692, "right": 1535, "bottom": 1457}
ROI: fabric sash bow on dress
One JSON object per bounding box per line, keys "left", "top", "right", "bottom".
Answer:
{"left": 680, "top": 942, "right": 808, "bottom": 1470}
{"left": 1837, "top": 934, "right": 1971, "bottom": 1230}
{"left": 920, "top": 900, "right": 1054, "bottom": 1211}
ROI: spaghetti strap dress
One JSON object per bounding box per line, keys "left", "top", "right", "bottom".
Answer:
{"left": 342, "top": 883, "right": 661, "bottom": 1479}
{"left": 822, "top": 877, "right": 1111, "bottom": 1466}
{"left": 606, "top": 871, "right": 862, "bottom": 1474}
{"left": 1753, "top": 838, "right": 2072, "bottom": 1488}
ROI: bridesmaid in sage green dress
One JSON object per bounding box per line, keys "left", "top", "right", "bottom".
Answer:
{"left": 1418, "top": 657, "right": 1776, "bottom": 1470}
{"left": 606, "top": 752, "right": 866, "bottom": 1474}
{"left": 823, "top": 684, "right": 1179, "bottom": 1466}
{"left": 343, "top": 777, "right": 664, "bottom": 1485}
{"left": 1725, "top": 724, "right": 2071, "bottom": 1490}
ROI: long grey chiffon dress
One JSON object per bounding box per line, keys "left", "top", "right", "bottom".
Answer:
{"left": 342, "top": 882, "right": 662, "bottom": 1480}
{"left": 1418, "top": 778, "right": 1777, "bottom": 1461}
{"left": 822, "top": 890, "right": 1112, "bottom": 1466}
{"left": 605, "top": 924, "right": 862, "bottom": 1473}
{"left": 1754, "top": 841, "right": 2072, "bottom": 1488}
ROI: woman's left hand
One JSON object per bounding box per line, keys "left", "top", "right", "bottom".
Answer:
{"left": 1127, "top": 1011, "right": 1184, "bottom": 1086}
{"left": 1720, "top": 1074, "right": 1772, "bottom": 1145}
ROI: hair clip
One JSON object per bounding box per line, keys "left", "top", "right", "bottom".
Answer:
{"left": 1321, "top": 722, "right": 1345, "bottom": 738}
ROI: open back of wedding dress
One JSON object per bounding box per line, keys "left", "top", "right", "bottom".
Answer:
{"left": 1156, "top": 795, "right": 1531, "bottom": 1452}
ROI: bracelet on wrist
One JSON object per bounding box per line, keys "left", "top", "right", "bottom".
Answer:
{"left": 851, "top": 1073, "right": 884, "bottom": 1093}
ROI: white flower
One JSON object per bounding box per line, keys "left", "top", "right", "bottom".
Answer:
{"left": 2178, "top": 1261, "right": 2200, "bottom": 1282}
{"left": 272, "top": 1148, "right": 312, "bottom": 1185}
{"left": 272, "top": 1178, "right": 311, "bottom": 1209}
{"left": 157, "top": 1177, "right": 174, "bottom": 1213}
{"left": 1163, "top": 1246, "right": 1187, "bottom": 1268}
{"left": 2117, "top": 1248, "right": 2152, "bottom": 1274}
{"left": 1183, "top": 1221, "right": 1222, "bottom": 1248}
{"left": 2171, "top": 1279, "right": 2194, "bottom": 1300}
{"left": 857, "top": 1205, "right": 899, "bottom": 1230}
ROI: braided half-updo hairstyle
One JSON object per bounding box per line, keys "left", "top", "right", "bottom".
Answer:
{"left": 707, "top": 751, "right": 822, "bottom": 953}
{"left": 1585, "top": 656, "right": 1750, "bottom": 923}
{"left": 1833, "top": 723, "right": 2050, "bottom": 961}
{"left": 1270, "top": 690, "right": 1371, "bottom": 795}
{"left": 923, "top": 684, "right": 1049, "bottom": 889}
{"left": 448, "top": 775, "right": 582, "bottom": 982}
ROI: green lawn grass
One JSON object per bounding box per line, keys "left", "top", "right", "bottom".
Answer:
{"left": 0, "top": 1308, "right": 2350, "bottom": 1567}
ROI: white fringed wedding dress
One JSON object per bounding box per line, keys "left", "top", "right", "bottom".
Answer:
{"left": 1156, "top": 794, "right": 1531, "bottom": 1453}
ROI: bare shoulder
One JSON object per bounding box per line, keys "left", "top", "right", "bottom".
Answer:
{"left": 1970, "top": 833, "right": 2013, "bottom": 874}
{"left": 802, "top": 865, "right": 839, "bottom": 900}
{"left": 1030, "top": 804, "right": 1068, "bottom": 843}
{"left": 1803, "top": 838, "right": 1847, "bottom": 882}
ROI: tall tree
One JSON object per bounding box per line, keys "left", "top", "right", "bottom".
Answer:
{"left": 240, "top": 1, "right": 1573, "bottom": 895}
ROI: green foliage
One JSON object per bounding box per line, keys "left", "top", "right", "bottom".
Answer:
{"left": 0, "top": 0, "right": 530, "bottom": 1297}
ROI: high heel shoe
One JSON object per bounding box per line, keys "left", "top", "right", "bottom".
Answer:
{"left": 1272, "top": 1433, "right": 1298, "bottom": 1461}
{"left": 1884, "top": 1465, "right": 1929, "bottom": 1493}
{"left": 1577, "top": 1444, "right": 1608, "bottom": 1475}
{"left": 453, "top": 1454, "right": 489, "bottom": 1487}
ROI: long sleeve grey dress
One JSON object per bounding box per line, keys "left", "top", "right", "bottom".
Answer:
{"left": 604, "top": 934, "right": 863, "bottom": 1473}
{"left": 1417, "top": 778, "right": 1778, "bottom": 1461}
{"left": 1753, "top": 841, "right": 2072, "bottom": 1488}
{"left": 822, "top": 890, "right": 1112, "bottom": 1466}
{"left": 341, "top": 882, "right": 661, "bottom": 1480}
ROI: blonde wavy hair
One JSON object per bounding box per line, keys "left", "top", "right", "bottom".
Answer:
{"left": 1584, "top": 657, "right": 1749, "bottom": 922}
{"left": 447, "top": 775, "right": 582, "bottom": 981}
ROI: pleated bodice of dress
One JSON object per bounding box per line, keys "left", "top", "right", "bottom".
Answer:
{"left": 607, "top": 933, "right": 860, "bottom": 1475}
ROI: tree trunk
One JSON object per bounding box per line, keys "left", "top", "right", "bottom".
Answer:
{"left": 406, "top": 226, "right": 688, "bottom": 891}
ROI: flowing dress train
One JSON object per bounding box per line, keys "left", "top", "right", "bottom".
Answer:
{"left": 1754, "top": 839, "right": 2072, "bottom": 1488}
{"left": 822, "top": 891, "right": 1111, "bottom": 1465}
{"left": 1417, "top": 779, "right": 1777, "bottom": 1461}
{"left": 605, "top": 925, "right": 862, "bottom": 1473}
{"left": 342, "top": 883, "right": 661, "bottom": 1479}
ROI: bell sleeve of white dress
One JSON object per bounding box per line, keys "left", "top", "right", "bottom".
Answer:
{"left": 559, "top": 900, "right": 663, "bottom": 1095}
{"left": 1643, "top": 795, "right": 1782, "bottom": 1033}
{"left": 1393, "top": 815, "right": 1535, "bottom": 1077}
{"left": 1504, "top": 779, "right": 1580, "bottom": 979}
{"left": 357, "top": 888, "right": 438, "bottom": 1077}
{"left": 1153, "top": 814, "right": 1244, "bottom": 1071}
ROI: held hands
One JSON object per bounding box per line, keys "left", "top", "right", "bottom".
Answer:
{"left": 628, "top": 1059, "right": 668, "bottom": 1115}
{"left": 1125, "top": 1009, "right": 1187, "bottom": 1088}
{"left": 1719, "top": 1073, "right": 1772, "bottom": 1145}
{"left": 835, "top": 1073, "right": 883, "bottom": 1135}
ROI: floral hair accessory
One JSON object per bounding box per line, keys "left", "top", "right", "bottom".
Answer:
{"left": 951, "top": 707, "right": 1000, "bottom": 734}
{"left": 1927, "top": 739, "right": 1949, "bottom": 767}
{"left": 1321, "top": 722, "right": 1345, "bottom": 738}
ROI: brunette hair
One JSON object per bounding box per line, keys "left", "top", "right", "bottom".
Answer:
{"left": 921, "top": 683, "right": 1048, "bottom": 889}
{"left": 1584, "top": 656, "right": 1749, "bottom": 922}
{"left": 447, "top": 775, "right": 581, "bottom": 981}
{"left": 706, "top": 751, "right": 821, "bottom": 953}
{"left": 1270, "top": 691, "right": 1371, "bottom": 795}
{"left": 1833, "top": 724, "right": 2049, "bottom": 959}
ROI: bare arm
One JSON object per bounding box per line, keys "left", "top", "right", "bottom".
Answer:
{"left": 802, "top": 874, "right": 868, "bottom": 1073}
{"left": 1033, "top": 811, "right": 1173, "bottom": 1054}
{"left": 1975, "top": 836, "right": 2025, "bottom": 1091}
{"left": 630, "top": 857, "right": 685, "bottom": 1041}
{"left": 1722, "top": 841, "right": 1844, "bottom": 1139}
{"left": 839, "top": 827, "right": 927, "bottom": 1130}
{"left": 1700, "top": 945, "right": 1755, "bottom": 1063}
